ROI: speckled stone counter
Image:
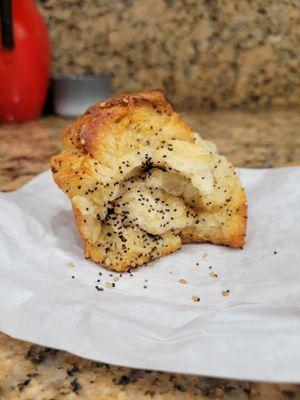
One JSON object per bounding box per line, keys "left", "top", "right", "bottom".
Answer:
{"left": 0, "top": 109, "right": 300, "bottom": 399}
{"left": 37, "top": 0, "right": 300, "bottom": 108}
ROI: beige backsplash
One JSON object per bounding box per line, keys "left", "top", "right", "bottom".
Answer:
{"left": 37, "top": 0, "right": 300, "bottom": 109}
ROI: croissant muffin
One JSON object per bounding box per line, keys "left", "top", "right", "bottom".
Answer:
{"left": 51, "top": 90, "right": 247, "bottom": 272}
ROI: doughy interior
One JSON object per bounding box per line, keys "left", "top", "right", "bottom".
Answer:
{"left": 71, "top": 135, "right": 241, "bottom": 270}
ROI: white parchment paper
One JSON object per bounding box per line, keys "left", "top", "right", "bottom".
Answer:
{"left": 0, "top": 168, "right": 299, "bottom": 382}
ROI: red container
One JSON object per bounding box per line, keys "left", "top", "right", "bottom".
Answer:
{"left": 0, "top": 0, "right": 50, "bottom": 122}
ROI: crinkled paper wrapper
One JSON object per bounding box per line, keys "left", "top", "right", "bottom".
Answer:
{"left": 0, "top": 167, "right": 299, "bottom": 382}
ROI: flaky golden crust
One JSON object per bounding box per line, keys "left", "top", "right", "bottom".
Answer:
{"left": 51, "top": 89, "right": 247, "bottom": 271}
{"left": 181, "top": 202, "right": 247, "bottom": 248}
{"left": 61, "top": 89, "right": 175, "bottom": 157}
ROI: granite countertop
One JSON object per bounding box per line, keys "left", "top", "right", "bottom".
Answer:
{"left": 37, "top": 0, "right": 300, "bottom": 109}
{"left": 0, "top": 109, "right": 300, "bottom": 399}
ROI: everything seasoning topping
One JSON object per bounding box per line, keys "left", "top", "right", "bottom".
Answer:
{"left": 84, "top": 255, "right": 233, "bottom": 303}
{"left": 53, "top": 92, "right": 246, "bottom": 290}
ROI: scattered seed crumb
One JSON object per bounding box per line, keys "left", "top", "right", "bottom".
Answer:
{"left": 222, "top": 290, "right": 230, "bottom": 297}
{"left": 169, "top": 271, "right": 173, "bottom": 275}
{"left": 202, "top": 252, "right": 208, "bottom": 260}
{"left": 208, "top": 266, "right": 212, "bottom": 269}
{"left": 209, "top": 272, "right": 218, "bottom": 278}
{"left": 196, "top": 262, "right": 199, "bottom": 266}
{"left": 143, "top": 285, "right": 147, "bottom": 289}
{"left": 192, "top": 295, "right": 200, "bottom": 302}
{"left": 113, "top": 277, "right": 119, "bottom": 282}
{"left": 179, "top": 279, "right": 187, "bottom": 284}
{"left": 67, "top": 262, "right": 75, "bottom": 268}
{"left": 71, "top": 276, "right": 75, "bottom": 279}
{"left": 273, "top": 251, "right": 277, "bottom": 255}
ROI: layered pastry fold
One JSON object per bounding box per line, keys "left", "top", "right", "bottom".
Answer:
{"left": 51, "top": 90, "right": 247, "bottom": 271}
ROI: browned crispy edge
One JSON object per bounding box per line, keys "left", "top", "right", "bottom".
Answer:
{"left": 61, "top": 89, "right": 173, "bottom": 158}
{"left": 181, "top": 201, "right": 247, "bottom": 248}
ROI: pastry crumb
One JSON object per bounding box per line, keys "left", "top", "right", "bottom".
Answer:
{"left": 67, "top": 262, "right": 75, "bottom": 268}
{"left": 209, "top": 272, "right": 218, "bottom": 278}
{"left": 179, "top": 278, "right": 187, "bottom": 284}
{"left": 202, "top": 252, "right": 208, "bottom": 259}
{"left": 192, "top": 295, "right": 200, "bottom": 302}
{"left": 222, "top": 290, "right": 230, "bottom": 297}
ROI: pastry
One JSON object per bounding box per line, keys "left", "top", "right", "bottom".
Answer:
{"left": 51, "top": 90, "right": 247, "bottom": 271}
